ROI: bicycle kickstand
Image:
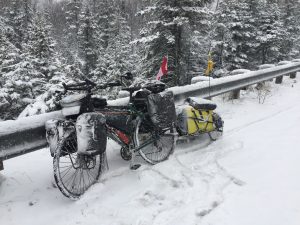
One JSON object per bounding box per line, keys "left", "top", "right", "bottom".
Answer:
{"left": 129, "top": 145, "right": 141, "bottom": 170}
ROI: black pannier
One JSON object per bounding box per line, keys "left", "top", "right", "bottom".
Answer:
{"left": 76, "top": 113, "right": 107, "bottom": 156}
{"left": 147, "top": 91, "right": 176, "bottom": 130}
{"left": 105, "top": 112, "right": 133, "bottom": 134}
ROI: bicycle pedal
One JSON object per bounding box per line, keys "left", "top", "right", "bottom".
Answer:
{"left": 130, "top": 164, "right": 141, "bottom": 170}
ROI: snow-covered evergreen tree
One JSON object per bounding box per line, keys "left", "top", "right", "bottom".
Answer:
{"left": 91, "top": 0, "right": 136, "bottom": 85}
{"left": 222, "top": 0, "right": 257, "bottom": 70}
{"left": 1, "top": 0, "right": 300, "bottom": 119}
{"left": 135, "top": 0, "right": 213, "bottom": 86}
{"left": 64, "top": 0, "right": 82, "bottom": 62}
{"left": 280, "top": 0, "right": 300, "bottom": 58}
{"left": 0, "top": 16, "right": 21, "bottom": 119}
{"left": 78, "top": 6, "right": 98, "bottom": 77}
{"left": 255, "top": 1, "right": 287, "bottom": 64}
{"left": 104, "top": 1, "right": 135, "bottom": 79}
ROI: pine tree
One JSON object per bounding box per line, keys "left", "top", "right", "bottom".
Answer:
{"left": 78, "top": 6, "right": 98, "bottom": 77}
{"left": 64, "top": 0, "right": 82, "bottom": 62}
{"left": 280, "top": 0, "right": 300, "bottom": 58}
{"left": 104, "top": 1, "right": 135, "bottom": 80}
{"left": 0, "top": 1, "right": 38, "bottom": 119}
{"left": 0, "top": 17, "right": 21, "bottom": 119}
{"left": 135, "top": 0, "right": 212, "bottom": 86}
{"left": 255, "top": 1, "right": 287, "bottom": 64}
{"left": 225, "top": 0, "right": 257, "bottom": 70}
{"left": 92, "top": 0, "right": 135, "bottom": 83}
{"left": 6, "top": 0, "right": 24, "bottom": 49}
{"left": 95, "top": 0, "right": 117, "bottom": 50}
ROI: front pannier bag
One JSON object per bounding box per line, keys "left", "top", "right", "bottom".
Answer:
{"left": 147, "top": 91, "right": 176, "bottom": 130}
{"left": 45, "top": 119, "right": 75, "bottom": 157}
{"left": 76, "top": 113, "right": 107, "bottom": 156}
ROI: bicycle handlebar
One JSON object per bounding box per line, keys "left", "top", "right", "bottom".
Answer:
{"left": 121, "top": 86, "right": 141, "bottom": 93}
{"left": 63, "top": 79, "right": 122, "bottom": 92}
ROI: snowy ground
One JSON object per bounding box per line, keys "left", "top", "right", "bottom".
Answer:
{"left": 1, "top": 75, "right": 300, "bottom": 225}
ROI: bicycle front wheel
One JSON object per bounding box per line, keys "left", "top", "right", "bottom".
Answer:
{"left": 134, "top": 117, "right": 175, "bottom": 164}
{"left": 53, "top": 131, "right": 106, "bottom": 199}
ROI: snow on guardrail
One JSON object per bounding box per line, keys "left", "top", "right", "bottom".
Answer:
{"left": 0, "top": 111, "right": 64, "bottom": 160}
{"left": 171, "top": 62, "right": 300, "bottom": 101}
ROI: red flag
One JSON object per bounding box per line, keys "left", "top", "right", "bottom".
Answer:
{"left": 156, "top": 56, "right": 168, "bottom": 80}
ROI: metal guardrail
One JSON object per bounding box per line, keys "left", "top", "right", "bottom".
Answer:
{"left": 0, "top": 111, "right": 64, "bottom": 161}
{"left": 171, "top": 62, "right": 300, "bottom": 101}
{"left": 0, "top": 62, "right": 300, "bottom": 166}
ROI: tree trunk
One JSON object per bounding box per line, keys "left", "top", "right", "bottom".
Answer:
{"left": 175, "top": 25, "right": 182, "bottom": 86}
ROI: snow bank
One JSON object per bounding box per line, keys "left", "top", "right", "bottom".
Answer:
{"left": 292, "top": 58, "right": 300, "bottom": 62}
{"left": 229, "top": 69, "right": 251, "bottom": 75}
{"left": 117, "top": 90, "right": 130, "bottom": 98}
{"left": 191, "top": 76, "right": 213, "bottom": 84}
{"left": 107, "top": 97, "right": 130, "bottom": 106}
{"left": 18, "top": 100, "right": 49, "bottom": 118}
{"left": 258, "top": 64, "right": 275, "bottom": 70}
{"left": 277, "top": 60, "right": 292, "bottom": 65}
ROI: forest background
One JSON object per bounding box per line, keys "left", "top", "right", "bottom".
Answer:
{"left": 0, "top": 0, "right": 300, "bottom": 119}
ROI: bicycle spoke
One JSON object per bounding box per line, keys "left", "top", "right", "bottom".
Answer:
{"left": 136, "top": 121, "right": 175, "bottom": 164}
{"left": 54, "top": 130, "right": 103, "bottom": 199}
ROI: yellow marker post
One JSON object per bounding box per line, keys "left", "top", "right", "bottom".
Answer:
{"left": 205, "top": 53, "right": 214, "bottom": 76}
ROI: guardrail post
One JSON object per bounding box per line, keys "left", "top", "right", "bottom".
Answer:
{"left": 0, "top": 161, "right": 3, "bottom": 171}
{"left": 230, "top": 89, "right": 240, "bottom": 99}
{"left": 290, "top": 72, "right": 297, "bottom": 79}
{"left": 275, "top": 76, "right": 283, "bottom": 84}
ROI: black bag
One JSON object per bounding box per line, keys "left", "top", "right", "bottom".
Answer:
{"left": 132, "top": 90, "right": 151, "bottom": 112}
{"left": 76, "top": 113, "right": 107, "bottom": 156}
{"left": 45, "top": 119, "right": 75, "bottom": 157}
{"left": 105, "top": 112, "right": 133, "bottom": 134}
{"left": 147, "top": 91, "right": 176, "bottom": 130}
{"left": 92, "top": 97, "right": 107, "bottom": 108}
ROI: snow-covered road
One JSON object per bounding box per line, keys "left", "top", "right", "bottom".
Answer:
{"left": 1, "top": 75, "right": 300, "bottom": 225}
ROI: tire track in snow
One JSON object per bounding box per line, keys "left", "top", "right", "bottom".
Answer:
{"left": 225, "top": 102, "right": 299, "bottom": 137}
{"left": 147, "top": 140, "right": 245, "bottom": 224}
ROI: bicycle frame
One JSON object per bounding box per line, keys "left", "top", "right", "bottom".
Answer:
{"left": 96, "top": 103, "right": 157, "bottom": 154}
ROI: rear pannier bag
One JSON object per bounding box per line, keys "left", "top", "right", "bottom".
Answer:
{"left": 147, "top": 91, "right": 176, "bottom": 130}
{"left": 76, "top": 113, "right": 107, "bottom": 156}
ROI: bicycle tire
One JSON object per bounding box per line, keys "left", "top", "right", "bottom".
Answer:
{"left": 209, "top": 113, "right": 224, "bottom": 141}
{"left": 53, "top": 131, "right": 105, "bottom": 199}
{"left": 134, "top": 117, "right": 175, "bottom": 164}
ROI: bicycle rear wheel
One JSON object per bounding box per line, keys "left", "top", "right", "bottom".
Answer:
{"left": 53, "top": 131, "right": 106, "bottom": 199}
{"left": 209, "top": 113, "right": 224, "bottom": 141}
{"left": 134, "top": 117, "right": 175, "bottom": 164}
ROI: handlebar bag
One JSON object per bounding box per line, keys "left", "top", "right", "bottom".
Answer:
{"left": 76, "top": 113, "right": 107, "bottom": 156}
{"left": 147, "top": 91, "right": 176, "bottom": 130}
{"left": 92, "top": 97, "right": 107, "bottom": 108}
{"left": 132, "top": 90, "right": 151, "bottom": 112}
